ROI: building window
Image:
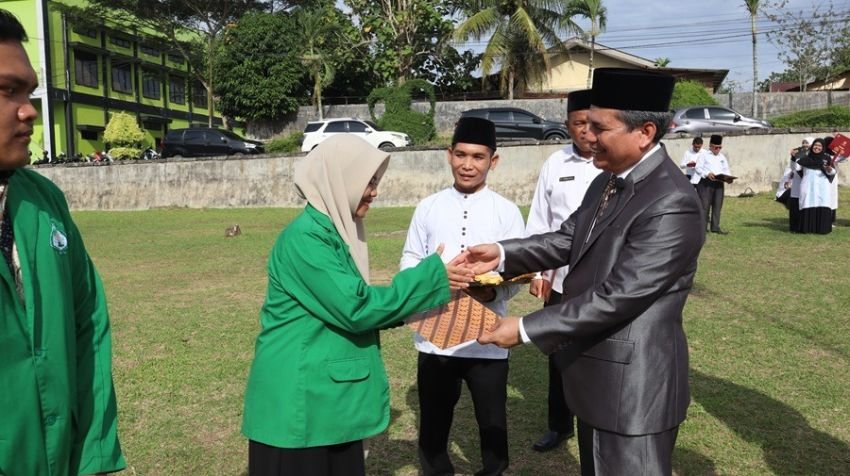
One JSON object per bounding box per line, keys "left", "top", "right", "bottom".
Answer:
{"left": 169, "top": 76, "right": 185, "bottom": 104}
{"left": 192, "top": 82, "right": 208, "bottom": 109}
{"left": 80, "top": 130, "right": 99, "bottom": 141}
{"left": 74, "top": 50, "right": 98, "bottom": 88}
{"left": 112, "top": 61, "right": 133, "bottom": 93}
{"left": 142, "top": 69, "right": 161, "bottom": 99}
{"left": 110, "top": 35, "right": 132, "bottom": 49}
{"left": 73, "top": 26, "right": 98, "bottom": 38}
{"left": 167, "top": 53, "right": 184, "bottom": 64}
{"left": 140, "top": 45, "right": 160, "bottom": 57}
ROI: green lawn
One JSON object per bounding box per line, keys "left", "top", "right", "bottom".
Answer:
{"left": 73, "top": 190, "right": 850, "bottom": 475}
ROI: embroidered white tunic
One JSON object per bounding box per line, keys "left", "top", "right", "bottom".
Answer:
{"left": 525, "top": 146, "right": 602, "bottom": 293}
{"left": 401, "top": 186, "right": 525, "bottom": 359}
{"left": 692, "top": 150, "right": 731, "bottom": 185}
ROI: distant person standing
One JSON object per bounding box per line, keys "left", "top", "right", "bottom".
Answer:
{"left": 525, "top": 89, "right": 602, "bottom": 453}
{"left": 680, "top": 137, "right": 703, "bottom": 183}
{"left": 797, "top": 138, "right": 836, "bottom": 234}
{"left": 788, "top": 137, "right": 813, "bottom": 232}
{"left": 693, "top": 135, "right": 733, "bottom": 234}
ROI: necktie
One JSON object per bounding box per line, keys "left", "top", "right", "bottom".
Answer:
{"left": 596, "top": 174, "right": 619, "bottom": 220}
{"left": 586, "top": 174, "right": 621, "bottom": 242}
{"left": 0, "top": 179, "right": 13, "bottom": 274}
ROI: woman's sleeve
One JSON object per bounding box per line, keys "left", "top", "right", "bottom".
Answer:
{"left": 272, "top": 230, "right": 450, "bottom": 334}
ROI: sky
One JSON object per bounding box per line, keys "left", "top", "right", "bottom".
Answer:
{"left": 455, "top": 0, "right": 850, "bottom": 91}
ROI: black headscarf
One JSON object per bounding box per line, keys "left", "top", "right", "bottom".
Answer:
{"left": 797, "top": 138, "right": 831, "bottom": 169}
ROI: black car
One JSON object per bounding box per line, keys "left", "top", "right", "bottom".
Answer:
{"left": 460, "top": 107, "right": 568, "bottom": 141}
{"left": 161, "top": 128, "right": 264, "bottom": 158}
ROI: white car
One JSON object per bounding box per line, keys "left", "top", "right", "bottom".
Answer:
{"left": 300, "top": 118, "right": 412, "bottom": 152}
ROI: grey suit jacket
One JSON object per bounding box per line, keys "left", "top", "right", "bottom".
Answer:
{"left": 502, "top": 146, "right": 704, "bottom": 436}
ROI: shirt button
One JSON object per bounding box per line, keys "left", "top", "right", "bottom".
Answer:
{"left": 35, "top": 348, "right": 44, "bottom": 357}
{"left": 45, "top": 415, "right": 57, "bottom": 426}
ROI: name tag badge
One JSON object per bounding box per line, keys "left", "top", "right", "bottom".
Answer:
{"left": 559, "top": 176, "right": 575, "bottom": 182}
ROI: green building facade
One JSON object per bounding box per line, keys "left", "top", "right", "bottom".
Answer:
{"left": 4, "top": 0, "right": 223, "bottom": 160}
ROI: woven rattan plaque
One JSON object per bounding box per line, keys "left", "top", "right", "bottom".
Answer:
{"left": 406, "top": 290, "right": 500, "bottom": 349}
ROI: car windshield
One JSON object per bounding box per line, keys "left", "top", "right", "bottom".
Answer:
{"left": 364, "top": 120, "right": 381, "bottom": 131}
{"left": 304, "top": 123, "right": 322, "bottom": 133}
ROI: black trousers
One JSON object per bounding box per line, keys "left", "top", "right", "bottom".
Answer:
{"left": 417, "top": 353, "right": 509, "bottom": 476}
{"left": 697, "top": 179, "right": 725, "bottom": 232}
{"left": 577, "top": 420, "right": 679, "bottom": 476}
{"left": 248, "top": 439, "right": 365, "bottom": 476}
{"left": 545, "top": 291, "right": 574, "bottom": 435}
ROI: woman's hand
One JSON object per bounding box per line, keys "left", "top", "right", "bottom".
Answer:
{"left": 436, "top": 244, "right": 474, "bottom": 290}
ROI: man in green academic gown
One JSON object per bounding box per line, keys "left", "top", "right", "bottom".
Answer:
{"left": 0, "top": 9, "right": 125, "bottom": 475}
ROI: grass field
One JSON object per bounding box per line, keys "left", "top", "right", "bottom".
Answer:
{"left": 73, "top": 190, "right": 850, "bottom": 475}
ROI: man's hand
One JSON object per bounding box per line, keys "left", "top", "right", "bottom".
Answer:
{"left": 686, "top": 161, "right": 696, "bottom": 167}
{"left": 707, "top": 172, "right": 717, "bottom": 181}
{"left": 437, "top": 244, "right": 473, "bottom": 289}
{"left": 528, "top": 278, "right": 551, "bottom": 301}
{"left": 463, "top": 243, "right": 501, "bottom": 275}
{"left": 478, "top": 316, "right": 522, "bottom": 348}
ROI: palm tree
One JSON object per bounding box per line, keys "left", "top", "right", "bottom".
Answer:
{"left": 296, "top": 9, "right": 337, "bottom": 120}
{"left": 453, "top": 1, "right": 582, "bottom": 99}
{"left": 744, "top": 0, "right": 760, "bottom": 117}
{"left": 567, "top": 0, "right": 607, "bottom": 88}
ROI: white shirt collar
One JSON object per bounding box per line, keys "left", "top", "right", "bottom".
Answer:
{"left": 450, "top": 184, "right": 489, "bottom": 201}
{"left": 565, "top": 145, "right": 594, "bottom": 164}
{"left": 618, "top": 144, "right": 661, "bottom": 179}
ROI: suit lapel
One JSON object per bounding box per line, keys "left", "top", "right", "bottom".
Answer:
{"left": 573, "top": 148, "right": 668, "bottom": 266}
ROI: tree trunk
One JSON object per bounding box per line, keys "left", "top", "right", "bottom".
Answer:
{"left": 751, "top": 14, "right": 758, "bottom": 118}
{"left": 315, "top": 70, "right": 323, "bottom": 121}
{"left": 508, "top": 69, "right": 514, "bottom": 100}
{"left": 207, "top": 36, "right": 215, "bottom": 127}
{"left": 587, "top": 34, "right": 595, "bottom": 88}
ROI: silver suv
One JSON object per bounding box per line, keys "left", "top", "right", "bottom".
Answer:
{"left": 669, "top": 106, "right": 771, "bottom": 134}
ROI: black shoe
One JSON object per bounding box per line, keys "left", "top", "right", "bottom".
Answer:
{"left": 711, "top": 229, "right": 728, "bottom": 235}
{"left": 532, "top": 430, "right": 573, "bottom": 452}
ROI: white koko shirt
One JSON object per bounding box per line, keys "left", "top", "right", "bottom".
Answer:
{"left": 401, "top": 186, "right": 525, "bottom": 359}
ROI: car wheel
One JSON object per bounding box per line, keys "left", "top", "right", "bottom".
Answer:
{"left": 378, "top": 142, "right": 395, "bottom": 151}
{"left": 545, "top": 133, "right": 566, "bottom": 142}
{"left": 232, "top": 152, "right": 245, "bottom": 157}
{"left": 172, "top": 154, "right": 183, "bottom": 159}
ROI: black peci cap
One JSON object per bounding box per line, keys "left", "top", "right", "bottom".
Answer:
{"left": 567, "top": 89, "right": 592, "bottom": 113}
{"left": 591, "top": 68, "right": 675, "bottom": 112}
{"left": 710, "top": 135, "right": 723, "bottom": 146}
{"left": 452, "top": 116, "right": 497, "bottom": 151}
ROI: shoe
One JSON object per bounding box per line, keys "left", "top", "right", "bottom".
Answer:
{"left": 532, "top": 430, "right": 573, "bottom": 452}
{"left": 711, "top": 229, "right": 728, "bottom": 235}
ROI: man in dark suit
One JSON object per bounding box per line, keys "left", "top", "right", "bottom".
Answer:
{"left": 464, "top": 68, "right": 705, "bottom": 475}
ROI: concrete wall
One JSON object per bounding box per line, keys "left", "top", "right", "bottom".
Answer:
{"left": 248, "top": 91, "right": 850, "bottom": 140}
{"left": 33, "top": 130, "right": 845, "bottom": 211}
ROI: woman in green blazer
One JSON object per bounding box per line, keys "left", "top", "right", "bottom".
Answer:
{"left": 243, "top": 135, "right": 463, "bottom": 475}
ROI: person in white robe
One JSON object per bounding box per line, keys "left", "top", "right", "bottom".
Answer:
{"left": 400, "top": 117, "right": 525, "bottom": 476}
{"left": 797, "top": 138, "right": 836, "bottom": 234}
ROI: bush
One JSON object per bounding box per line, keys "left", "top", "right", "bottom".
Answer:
{"left": 771, "top": 106, "right": 850, "bottom": 128}
{"left": 367, "top": 79, "right": 436, "bottom": 144}
{"left": 670, "top": 80, "right": 719, "bottom": 109}
{"left": 266, "top": 132, "right": 304, "bottom": 154}
{"left": 104, "top": 112, "right": 148, "bottom": 160}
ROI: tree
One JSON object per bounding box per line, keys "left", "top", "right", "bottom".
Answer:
{"left": 103, "top": 111, "right": 147, "bottom": 160}
{"left": 296, "top": 8, "right": 339, "bottom": 120}
{"left": 744, "top": 0, "right": 760, "bottom": 117}
{"left": 767, "top": 1, "right": 850, "bottom": 96}
{"left": 654, "top": 57, "right": 671, "bottom": 67}
{"left": 567, "top": 0, "right": 608, "bottom": 87}
{"left": 74, "top": 1, "right": 271, "bottom": 126}
{"left": 214, "top": 12, "right": 306, "bottom": 121}
{"left": 453, "top": 0, "right": 583, "bottom": 99}
{"left": 345, "top": 0, "right": 454, "bottom": 85}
